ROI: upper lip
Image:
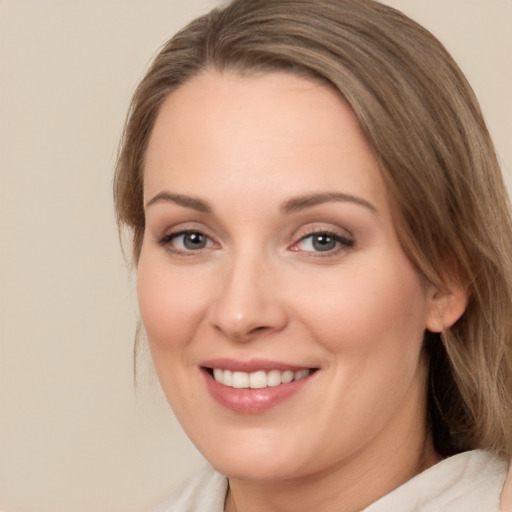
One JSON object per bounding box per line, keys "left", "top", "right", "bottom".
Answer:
{"left": 200, "top": 358, "right": 316, "bottom": 373}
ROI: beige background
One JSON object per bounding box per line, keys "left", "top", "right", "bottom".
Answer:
{"left": 1, "top": 1, "right": 510, "bottom": 511}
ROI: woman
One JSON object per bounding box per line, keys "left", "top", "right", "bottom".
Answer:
{"left": 114, "top": 0, "right": 512, "bottom": 510}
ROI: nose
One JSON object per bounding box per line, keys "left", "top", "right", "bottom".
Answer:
{"left": 208, "top": 251, "right": 288, "bottom": 342}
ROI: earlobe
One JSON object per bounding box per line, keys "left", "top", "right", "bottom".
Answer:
{"left": 425, "top": 284, "right": 468, "bottom": 333}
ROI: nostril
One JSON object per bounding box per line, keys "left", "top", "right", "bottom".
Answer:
{"left": 250, "top": 326, "right": 268, "bottom": 333}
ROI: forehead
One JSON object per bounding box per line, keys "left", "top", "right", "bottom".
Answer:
{"left": 143, "top": 70, "right": 388, "bottom": 216}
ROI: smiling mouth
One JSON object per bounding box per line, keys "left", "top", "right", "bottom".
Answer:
{"left": 205, "top": 368, "right": 316, "bottom": 389}
{"left": 201, "top": 362, "right": 319, "bottom": 413}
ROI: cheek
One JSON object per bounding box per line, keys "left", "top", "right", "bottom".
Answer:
{"left": 136, "top": 247, "right": 209, "bottom": 354}
{"left": 295, "top": 258, "right": 429, "bottom": 436}
{"left": 292, "top": 256, "right": 429, "bottom": 358}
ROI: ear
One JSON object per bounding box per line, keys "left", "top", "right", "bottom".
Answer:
{"left": 425, "top": 283, "right": 468, "bottom": 333}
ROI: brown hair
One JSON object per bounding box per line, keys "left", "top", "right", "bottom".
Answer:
{"left": 114, "top": 0, "right": 512, "bottom": 458}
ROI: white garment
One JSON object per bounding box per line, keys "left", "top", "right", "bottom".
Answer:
{"left": 150, "top": 450, "right": 511, "bottom": 512}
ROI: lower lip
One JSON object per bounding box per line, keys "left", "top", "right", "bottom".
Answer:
{"left": 202, "top": 369, "right": 314, "bottom": 414}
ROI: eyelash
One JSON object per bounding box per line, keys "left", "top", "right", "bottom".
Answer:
{"left": 157, "top": 230, "right": 215, "bottom": 255}
{"left": 292, "top": 230, "right": 354, "bottom": 255}
{"left": 157, "top": 229, "right": 354, "bottom": 256}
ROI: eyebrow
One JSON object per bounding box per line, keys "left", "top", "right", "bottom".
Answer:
{"left": 281, "top": 192, "right": 377, "bottom": 214}
{"left": 145, "top": 192, "right": 212, "bottom": 213}
{"left": 145, "top": 190, "right": 377, "bottom": 215}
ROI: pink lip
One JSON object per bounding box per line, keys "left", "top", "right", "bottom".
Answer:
{"left": 199, "top": 359, "right": 317, "bottom": 414}
{"left": 201, "top": 358, "right": 310, "bottom": 373}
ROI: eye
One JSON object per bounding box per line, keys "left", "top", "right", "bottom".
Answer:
{"left": 158, "top": 230, "right": 215, "bottom": 253}
{"left": 292, "top": 231, "right": 354, "bottom": 253}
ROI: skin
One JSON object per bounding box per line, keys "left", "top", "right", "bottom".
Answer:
{"left": 137, "top": 70, "right": 465, "bottom": 512}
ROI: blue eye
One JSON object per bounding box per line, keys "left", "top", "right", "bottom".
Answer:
{"left": 159, "top": 231, "right": 214, "bottom": 252}
{"left": 296, "top": 232, "right": 353, "bottom": 253}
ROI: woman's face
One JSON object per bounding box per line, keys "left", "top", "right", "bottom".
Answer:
{"left": 138, "top": 70, "right": 441, "bottom": 481}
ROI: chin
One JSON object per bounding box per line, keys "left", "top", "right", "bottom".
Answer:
{"left": 210, "top": 454, "right": 303, "bottom": 482}
{"left": 192, "top": 429, "right": 310, "bottom": 481}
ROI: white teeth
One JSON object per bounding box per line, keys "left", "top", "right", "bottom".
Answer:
{"left": 295, "top": 370, "right": 310, "bottom": 380}
{"left": 249, "top": 371, "right": 267, "bottom": 389}
{"left": 223, "top": 369, "right": 233, "bottom": 386}
{"left": 211, "top": 368, "right": 312, "bottom": 388}
{"left": 232, "top": 371, "right": 249, "bottom": 388}
{"left": 295, "top": 369, "right": 309, "bottom": 380}
{"left": 267, "top": 369, "right": 282, "bottom": 387}
{"left": 213, "top": 368, "right": 223, "bottom": 383}
{"left": 281, "top": 370, "right": 294, "bottom": 383}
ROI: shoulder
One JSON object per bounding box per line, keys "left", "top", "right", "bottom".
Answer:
{"left": 148, "top": 463, "right": 227, "bottom": 512}
{"left": 364, "top": 450, "right": 509, "bottom": 512}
